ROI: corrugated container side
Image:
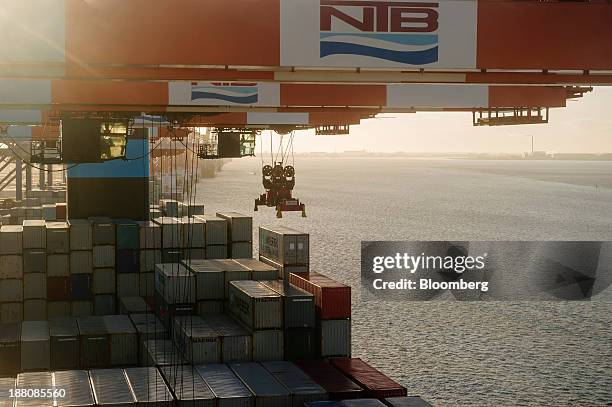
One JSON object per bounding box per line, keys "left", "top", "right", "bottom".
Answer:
{"left": 115, "top": 220, "right": 140, "bottom": 250}
{"left": 49, "top": 317, "right": 80, "bottom": 370}
{"left": 47, "top": 277, "right": 70, "bottom": 301}
{"left": 93, "top": 268, "right": 116, "bottom": 294}
{"left": 261, "top": 280, "right": 316, "bottom": 329}
{"left": 53, "top": 370, "right": 95, "bottom": 407}
{"left": 0, "top": 279, "right": 23, "bottom": 302}
{"left": 0, "top": 255, "right": 23, "bottom": 279}
{"left": 174, "top": 315, "right": 221, "bottom": 364}
{"left": 22, "top": 220, "right": 46, "bottom": 249}
{"left": 70, "top": 274, "right": 93, "bottom": 301}
{"left": 284, "top": 328, "right": 318, "bottom": 360}
{"left": 228, "top": 281, "right": 282, "bottom": 330}
{"left": 258, "top": 226, "right": 309, "bottom": 266}
{"left": 262, "top": 361, "right": 329, "bottom": 407}
{"left": 259, "top": 256, "right": 309, "bottom": 278}
{"left": 141, "top": 339, "right": 185, "bottom": 367}
{"left": 89, "top": 369, "right": 136, "bottom": 405}
{"left": 16, "top": 371, "right": 54, "bottom": 406}
{"left": 20, "top": 321, "right": 50, "bottom": 371}
{"left": 92, "top": 245, "right": 115, "bottom": 268}
{"left": 0, "top": 303, "right": 22, "bottom": 324}
{"left": 116, "top": 249, "right": 139, "bottom": 273}
{"left": 23, "top": 273, "right": 46, "bottom": 299}
{"left": 252, "top": 330, "right": 283, "bottom": 362}
{"left": 70, "top": 251, "right": 93, "bottom": 274}
{"left": 139, "top": 272, "right": 155, "bottom": 297}
{"left": 160, "top": 365, "right": 215, "bottom": 406}
{"left": 384, "top": 396, "right": 434, "bottom": 407}
{"left": 230, "top": 362, "right": 290, "bottom": 406}
{"left": 180, "top": 216, "right": 206, "bottom": 248}
{"left": 195, "top": 215, "right": 227, "bottom": 245}
{"left": 47, "top": 254, "right": 69, "bottom": 277}
{"left": 129, "top": 313, "right": 167, "bottom": 345}
{"left": 198, "top": 300, "right": 225, "bottom": 317}
{"left": 182, "top": 260, "right": 225, "bottom": 301}
{"left": 47, "top": 301, "right": 70, "bottom": 319}
{"left": 230, "top": 242, "right": 253, "bottom": 259}
{"left": 289, "top": 272, "right": 351, "bottom": 320}
{"left": 136, "top": 221, "right": 162, "bottom": 249}
{"left": 23, "top": 250, "right": 45, "bottom": 274}
{"left": 68, "top": 219, "right": 93, "bottom": 251}
{"left": 329, "top": 358, "right": 407, "bottom": 399}
{"left": 320, "top": 319, "right": 352, "bottom": 358}
{"left": 77, "top": 316, "right": 110, "bottom": 368}
{"left": 119, "top": 296, "right": 151, "bottom": 315}
{"left": 294, "top": 361, "right": 364, "bottom": 400}
{"left": 207, "top": 244, "right": 228, "bottom": 259}
{"left": 46, "top": 222, "right": 69, "bottom": 254}
{"left": 0, "top": 377, "right": 16, "bottom": 407}
{"left": 154, "top": 217, "right": 183, "bottom": 248}
{"left": 139, "top": 249, "right": 161, "bottom": 272}
{"left": 0, "top": 225, "right": 23, "bottom": 254}
{"left": 90, "top": 217, "right": 115, "bottom": 245}
{"left": 94, "top": 294, "right": 117, "bottom": 316}
{"left": 196, "top": 363, "right": 253, "bottom": 407}
{"left": 23, "top": 300, "right": 47, "bottom": 321}
{"left": 125, "top": 367, "right": 174, "bottom": 404}
{"left": 71, "top": 301, "right": 93, "bottom": 317}
{"left": 117, "top": 272, "right": 140, "bottom": 297}
{"left": 216, "top": 212, "right": 253, "bottom": 242}
{"left": 103, "top": 315, "right": 138, "bottom": 366}
{"left": 202, "top": 314, "right": 252, "bottom": 363}
{"left": 0, "top": 323, "right": 21, "bottom": 376}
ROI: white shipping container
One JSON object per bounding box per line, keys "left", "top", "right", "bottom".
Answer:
{"left": 24, "top": 272, "right": 46, "bottom": 299}
{"left": 117, "top": 273, "right": 140, "bottom": 297}
{"left": 216, "top": 212, "right": 253, "bottom": 242}
{"left": 68, "top": 219, "right": 93, "bottom": 250}
{"left": 139, "top": 249, "right": 161, "bottom": 272}
{"left": 195, "top": 215, "right": 227, "bottom": 245}
{"left": 136, "top": 221, "right": 162, "bottom": 249}
{"left": 0, "top": 303, "right": 22, "bottom": 323}
{"left": 259, "top": 226, "right": 309, "bottom": 266}
{"left": 103, "top": 315, "right": 138, "bottom": 366}
{"left": 159, "top": 199, "right": 179, "bottom": 217}
{"left": 154, "top": 217, "right": 182, "bottom": 248}
{"left": 21, "top": 321, "right": 50, "bottom": 371}
{"left": 22, "top": 220, "right": 46, "bottom": 249}
{"left": 46, "top": 222, "right": 70, "bottom": 253}
{"left": 174, "top": 315, "right": 221, "bottom": 364}
{"left": 89, "top": 369, "right": 136, "bottom": 406}
{"left": 0, "top": 225, "right": 23, "bottom": 254}
{"left": 0, "top": 255, "right": 23, "bottom": 278}
{"left": 93, "top": 268, "right": 116, "bottom": 294}
{"left": 23, "top": 299, "right": 47, "bottom": 321}
{"left": 125, "top": 367, "right": 174, "bottom": 405}
{"left": 16, "top": 372, "right": 54, "bottom": 407}
{"left": 154, "top": 263, "right": 195, "bottom": 304}
{"left": 93, "top": 245, "right": 115, "bottom": 268}
{"left": 0, "top": 279, "right": 23, "bottom": 302}
{"left": 228, "top": 281, "right": 282, "bottom": 330}
{"left": 180, "top": 216, "right": 206, "bottom": 248}
{"left": 47, "top": 254, "right": 69, "bottom": 277}
{"left": 183, "top": 259, "right": 224, "bottom": 300}
{"left": 70, "top": 251, "right": 93, "bottom": 274}
{"left": 53, "top": 370, "right": 95, "bottom": 407}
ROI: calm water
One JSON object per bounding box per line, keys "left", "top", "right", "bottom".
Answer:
{"left": 195, "top": 158, "right": 612, "bottom": 407}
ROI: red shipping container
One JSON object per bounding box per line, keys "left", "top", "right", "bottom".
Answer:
{"left": 47, "top": 277, "right": 71, "bottom": 301}
{"left": 289, "top": 272, "right": 351, "bottom": 319}
{"left": 295, "top": 360, "right": 364, "bottom": 400}
{"left": 329, "top": 358, "right": 407, "bottom": 399}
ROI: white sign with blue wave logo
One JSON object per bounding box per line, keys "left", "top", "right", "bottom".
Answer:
{"left": 169, "top": 82, "right": 280, "bottom": 106}
{"left": 281, "top": 0, "right": 477, "bottom": 69}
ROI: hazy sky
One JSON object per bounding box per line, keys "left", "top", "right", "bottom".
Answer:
{"left": 290, "top": 87, "right": 612, "bottom": 154}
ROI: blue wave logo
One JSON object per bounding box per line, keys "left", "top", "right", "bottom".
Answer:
{"left": 191, "top": 84, "right": 259, "bottom": 104}
{"left": 320, "top": 33, "right": 439, "bottom": 65}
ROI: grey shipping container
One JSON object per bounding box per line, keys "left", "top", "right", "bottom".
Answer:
{"left": 341, "top": 400, "right": 387, "bottom": 407}
{"left": 204, "top": 314, "right": 252, "bottom": 363}
{"left": 216, "top": 212, "right": 253, "bottom": 242}
{"left": 182, "top": 259, "right": 224, "bottom": 300}
{"left": 23, "top": 273, "right": 46, "bottom": 299}
{"left": 206, "top": 245, "right": 228, "bottom": 259}
{"left": 15, "top": 372, "right": 54, "bottom": 407}
{"left": 136, "top": 221, "right": 162, "bottom": 249}
{"left": 0, "top": 377, "right": 15, "bottom": 407}
{"left": 125, "top": 367, "right": 174, "bottom": 405}
{"left": 70, "top": 251, "right": 93, "bottom": 274}
{"left": 195, "top": 215, "right": 227, "bottom": 245}
{"left": 0, "top": 255, "right": 23, "bottom": 279}
{"left": 93, "top": 268, "right": 116, "bottom": 294}
{"left": 320, "top": 319, "right": 351, "bottom": 358}
{"left": 0, "top": 279, "right": 23, "bottom": 302}
{"left": 252, "top": 330, "right": 283, "bottom": 362}
{"left": 195, "top": 364, "right": 253, "bottom": 407}
{"left": 160, "top": 365, "right": 215, "bottom": 407}
{"left": 23, "top": 250, "right": 46, "bottom": 273}
{"left": 95, "top": 294, "right": 117, "bottom": 316}
{"left": 259, "top": 226, "right": 309, "bottom": 266}
{"left": 49, "top": 317, "right": 80, "bottom": 370}
{"left": 90, "top": 217, "right": 116, "bottom": 245}
{"left": 153, "top": 217, "right": 182, "bottom": 248}
{"left": 129, "top": 313, "right": 167, "bottom": 344}
{"left": 104, "top": 315, "right": 138, "bottom": 366}
{"left": 174, "top": 316, "right": 221, "bottom": 364}
{"left": 230, "top": 363, "right": 290, "bottom": 407}
{"left": 234, "top": 259, "right": 278, "bottom": 281}
{"left": 0, "top": 323, "right": 20, "bottom": 376}
{"left": 89, "top": 369, "right": 136, "bottom": 406}
{"left": 117, "top": 273, "right": 140, "bottom": 297}
{"left": 262, "top": 361, "right": 328, "bottom": 407}
{"left": 141, "top": 339, "right": 186, "bottom": 367}
{"left": 48, "top": 254, "right": 69, "bottom": 277}
{"left": 20, "top": 321, "right": 50, "bottom": 371}
{"left": 230, "top": 242, "right": 253, "bottom": 259}
{"left": 93, "top": 245, "right": 115, "bottom": 268}
{"left": 180, "top": 216, "right": 206, "bottom": 247}
{"left": 77, "top": 316, "right": 110, "bottom": 368}
{"left": 22, "top": 220, "right": 46, "bottom": 249}
{"left": 154, "top": 263, "right": 195, "bottom": 304}
{"left": 23, "top": 300, "right": 47, "bottom": 321}
{"left": 384, "top": 397, "right": 434, "bottom": 407}
{"left": 261, "top": 280, "right": 315, "bottom": 329}
{"left": 46, "top": 222, "right": 70, "bottom": 254}
{"left": 54, "top": 370, "right": 95, "bottom": 407}
{"left": 0, "top": 225, "right": 22, "bottom": 254}
{"left": 228, "top": 281, "right": 282, "bottom": 330}
{"left": 119, "top": 296, "right": 151, "bottom": 315}
{"left": 68, "top": 219, "right": 93, "bottom": 250}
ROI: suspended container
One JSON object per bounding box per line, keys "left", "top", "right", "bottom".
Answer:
{"left": 103, "top": 315, "right": 138, "bottom": 366}
{"left": 230, "top": 363, "right": 290, "bottom": 407}
{"left": 89, "top": 368, "right": 136, "bottom": 406}
{"left": 262, "top": 361, "right": 328, "bottom": 407}
{"left": 228, "top": 281, "right": 282, "bottom": 330}
{"left": 195, "top": 364, "right": 253, "bottom": 407}
{"left": 124, "top": 367, "right": 174, "bottom": 405}
{"left": 261, "top": 279, "right": 315, "bottom": 329}
{"left": 204, "top": 314, "right": 252, "bottom": 363}
{"left": 259, "top": 226, "right": 309, "bottom": 267}
{"left": 53, "top": 370, "right": 95, "bottom": 407}
{"left": 49, "top": 317, "right": 80, "bottom": 370}
{"left": 77, "top": 316, "right": 110, "bottom": 368}
{"left": 20, "top": 321, "right": 50, "bottom": 371}
{"left": 160, "top": 365, "right": 215, "bottom": 407}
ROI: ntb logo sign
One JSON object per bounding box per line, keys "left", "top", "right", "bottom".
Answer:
{"left": 320, "top": 0, "right": 439, "bottom": 65}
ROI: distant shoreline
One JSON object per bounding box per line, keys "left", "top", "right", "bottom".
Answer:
{"left": 282, "top": 152, "right": 612, "bottom": 161}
